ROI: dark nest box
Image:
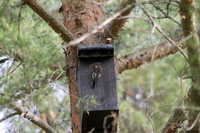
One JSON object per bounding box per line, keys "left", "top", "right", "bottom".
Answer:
{"left": 77, "top": 44, "right": 119, "bottom": 133}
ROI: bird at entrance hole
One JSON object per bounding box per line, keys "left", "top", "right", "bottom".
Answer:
{"left": 90, "top": 62, "right": 103, "bottom": 88}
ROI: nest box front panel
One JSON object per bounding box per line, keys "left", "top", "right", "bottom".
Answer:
{"left": 77, "top": 44, "right": 119, "bottom": 133}
{"left": 77, "top": 57, "right": 118, "bottom": 111}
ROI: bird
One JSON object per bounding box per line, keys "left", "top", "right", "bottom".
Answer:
{"left": 90, "top": 62, "right": 103, "bottom": 88}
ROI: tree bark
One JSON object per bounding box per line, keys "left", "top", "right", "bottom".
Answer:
{"left": 116, "top": 38, "right": 184, "bottom": 73}
{"left": 61, "top": 1, "right": 106, "bottom": 132}
{"left": 161, "top": 108, "right": 187, "bottom": 133}
{"left": 11, "top": 103, "right": 57, "bottom": 133}
{"left": 180, "top": 0, "right": 200, "bottom": 131}
{"left": 105, "top": 0, "right": 136, "bottom": 41}
{"left": 65, "top": 46, "right": 80, "bottom": 132}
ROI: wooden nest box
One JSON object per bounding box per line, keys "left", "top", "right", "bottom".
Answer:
{"left": 77, "top": 44, "right": 119, "bottom": 133}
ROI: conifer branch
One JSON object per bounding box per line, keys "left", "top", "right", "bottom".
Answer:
{"left": 105, "top": 0, "right": 136, "bottom": 41}
{"left": 10, "top": 102, "right": 57, "bottom": 133}
{"left": 22, "top": 0, "right": 75, "bottom": 42}
{"left": 116, "top": 36, "right": 187, "bottom": 73}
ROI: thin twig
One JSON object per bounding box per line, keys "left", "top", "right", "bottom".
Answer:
{"left": 62, "top": 4, "right": 135, "bottom": 47}
{"left": 87, "top": 128, "right": 95, "bottom": 133}
{"left": 0, "top": 112, "right": 18, "bottom": 123}
{"left": 17, "top": 2, "right": 24, "bottom": 40}
{"left": 185, "top": 113, "right": 200, "bottom": 131}
{"left": 146, "top": 41, "right": 157, "bottom": 100}
{"left": 145, "top": 105, "right": 156, "bottom": 133}
{"left": 8, "top": 62, "right": 22, "bottom": 76}
{"left": 116, "top": 15, "right": 151, "bottom": 23}
{"left": 53, "top": 83, "right": 88, "bottom": 105}
{"left": 139, "top": 4, "right": 189, "bottom": 61}
{"left": 149, "top": 1, "right": 181, "bottom": 25}
{"left": 103, "top": 111, "right": 118, "bottom": 133}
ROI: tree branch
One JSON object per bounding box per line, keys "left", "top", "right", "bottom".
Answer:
{"left": 10, "top": 102, "right": 57, "bottom": 133}
{"left": 105, "top": 0, "right": 136, "bottom": 41}
{"left": 0, "top": 112, "right": 18, "bottom": 123}
{"left": 162, "top": 108, "right": 187, "bottom": 133}
{"left": 139, "top": 4, "right": 188, "bottom": 61}
{"left": 116, "top": 37, "right": 184, "bottom": 73}
{"left": 21, "top": 0, "right": 75, "bottom": 42}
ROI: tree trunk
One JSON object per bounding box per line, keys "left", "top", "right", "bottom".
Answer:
{"left": 61, "top": 1, "right": 106, "bottom": 132}
{"left": 180, "top": 0, "right": 200, "bottom": 131}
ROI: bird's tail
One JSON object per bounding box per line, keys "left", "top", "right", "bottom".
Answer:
{"left": 91, "top": 81, "right": 95, "bottom": 89}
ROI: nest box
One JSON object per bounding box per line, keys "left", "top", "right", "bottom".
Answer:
{"left": 77, "top": 44, "right": 118, "bottom": 133}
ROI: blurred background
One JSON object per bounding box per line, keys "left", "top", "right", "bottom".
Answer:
{"left": 0, "top": 0, "right": 190, "bottom": 132}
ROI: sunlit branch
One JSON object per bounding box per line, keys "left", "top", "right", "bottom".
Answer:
{"left": 116, "top": 36, "right": 186, "bottom": 73}
{"left": 22, "top": 0, "right": 75, "bottom": 42}
{"left": 10, "top": 102, "right": 57, "bottom": 133}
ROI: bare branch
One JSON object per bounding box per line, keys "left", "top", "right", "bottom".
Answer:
{"left": 103, "top": 111, "right": 118, "bottom": 133}
{"left": 185, "top": 113, "right": 200, "bottom": 131}
{"left": 149, "top": 1, "right": 181, "bottom": 26}
{"left": 0, "top": 57, "right": 9, "bottom": 63}
{"left": 162, "top": 108, "right": 187, "bottom": 133}
{"left": 22, "top": 0, "right": 75, "bottom": 42}
{"left": 0, "top": 112, "right": 18, "bottom": 123}
{"left": 145, "top": 105, "right": 156, "bottom": 133}
{"left": 116, "top": 26, "right": 193, "bottom": 73}
{"left": 105, "top": 0, "right": 136, "bottom": 41}
{"left": 116, "top": 37, "right": 184, "bottom": 73}
{"left": 139, "top": 4, "right": 188, "bottom": 61}
{"left": 10, "top": 102, "right": 57, "bottom": 133}
{"left": 116, "top": 33, "right": 192, "bottom": 74}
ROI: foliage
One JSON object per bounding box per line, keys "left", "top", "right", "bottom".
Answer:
{"left": 0, "top": 0, "right": 71, "bottom": 132}
{"left": 0, "top": 0, "right": 195, "bottom": 132}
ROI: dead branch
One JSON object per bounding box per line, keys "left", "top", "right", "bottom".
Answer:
{"left": 22, "top": 0, "right": 75, "bottom": 42}
{"left": 148, "top": 1, "right": 181, "bottom": 25}
{"left": 162, "top": 108, "right": 187, "bottom": 133}
{"left": 10, "top": 102, "right": 57, "bottom": 133}
{"left": 105, "top": 0, "right": 136, "bottom": 41}
{"left": 0, "top": 112, "right": 18, "bottom": 123}
{"left": 139, "top": 4, "right": 188, "bottom": 61}
{"left": 145, "top": 106, "right": 156, "bottom": 133}
{"left": 184, "top": 113, "right": 200, "bottom": 131}
{"left": 116, "top": 37, "right": 184, "bottom": 73}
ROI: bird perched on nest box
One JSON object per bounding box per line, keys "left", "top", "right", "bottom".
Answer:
{"left": 90, "top": 62, "right": 103, "bottom": 88}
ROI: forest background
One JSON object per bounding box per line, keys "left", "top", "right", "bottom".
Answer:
{"left": 0, "top": 0, "right": 199, "bottom": 133}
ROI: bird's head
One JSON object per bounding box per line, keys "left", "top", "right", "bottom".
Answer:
{"left": 90, "top": 62, "right": 100, "bottom": 68}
